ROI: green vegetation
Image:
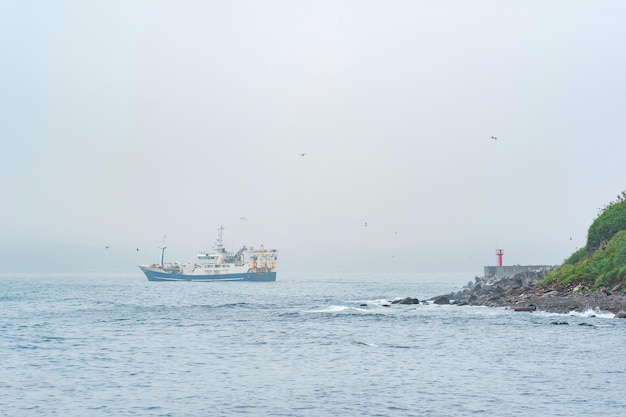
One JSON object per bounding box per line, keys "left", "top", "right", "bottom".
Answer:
{"left": 587, "top": 191, "right": 626, "bottom": 253}
{"left": 542, "top": 192, "right": 626, "bottom": 291}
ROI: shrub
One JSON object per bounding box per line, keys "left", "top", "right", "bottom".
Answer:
{"left": 564, "top": 247, "right": 587, "bottom": 265}
{"left": 587, "top": 195, "right": 626, "bottom": 253}
{"left": 545, "top": 230, "right": 626, "bottom": 290}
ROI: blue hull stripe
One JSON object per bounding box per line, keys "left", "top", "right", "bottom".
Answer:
{"left": 139, "top": 267, "right": 276, "bottom": 282}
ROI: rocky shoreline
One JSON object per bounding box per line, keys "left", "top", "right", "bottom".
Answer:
{"left": 433, "top": 268, "right": 626, "bottom": 317}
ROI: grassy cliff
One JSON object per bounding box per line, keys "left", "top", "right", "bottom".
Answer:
{"left": 542, "top": 192, "right": 626, "bottom": 291}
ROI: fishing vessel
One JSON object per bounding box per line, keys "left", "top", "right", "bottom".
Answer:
{"left": 139, "top": 227, "right": 277, "bottom": 282}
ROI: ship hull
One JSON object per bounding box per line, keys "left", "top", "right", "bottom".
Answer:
{"left": 139, "top": 266, "right": 276, "bottom": 282}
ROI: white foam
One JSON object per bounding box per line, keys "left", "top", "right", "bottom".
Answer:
{"left": 353, "top": 340, "right": 379, "bottom": 347}
{"left": 306, "top": 305, "right": 371, "bottom": 313}
{"left": 569, "top": 307, "right": 615, "bottom": 319}
{"left": 307, "top": 305, "right": 347, "bottom": 313}
{"left": 367, "top": 298, "right": 393, "bottom": 306}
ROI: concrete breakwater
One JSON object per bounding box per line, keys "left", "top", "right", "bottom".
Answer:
{"left": 483, "top": 265, "right": 558, "bottom": 280}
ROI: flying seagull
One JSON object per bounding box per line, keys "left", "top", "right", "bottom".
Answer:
{"left": 299, "top": 153, "right": 307, "bottom": 156}
{"left": 239, "top": 217, "right": 247, "bottom": 221}
{"left": 364, "top": 222, "right": 368, "bottom": 227}
{"left": 490, "top": 136, "right": 498, "bottom": 141}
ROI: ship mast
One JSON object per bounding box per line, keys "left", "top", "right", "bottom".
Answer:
{"left": 159, "top": 235, "right": 167, "bottom": 267}
{"left": 214, "top": 226, "right": 226, "bottom": 253}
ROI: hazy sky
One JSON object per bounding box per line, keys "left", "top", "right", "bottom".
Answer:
{"left": 1, "top": 1, "right": 625, "bottom": 274}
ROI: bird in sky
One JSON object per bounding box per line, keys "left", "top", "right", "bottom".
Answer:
{"left": 364, "top": 222, "right": 368, "bottom": 227}
{"left": 136, "top": 248, "right": 139, "bottom": 251}
{"left": 299, "top": 153, "right": 307, "bottom": 156}
{"left": 239, "top": 217, "right": 247, "bottom": 221}
{"left": 490, "top": 136, "right": 498, "bottom": 140}
{"left": 105, "top": 246, "right": 109, "bottom": 249}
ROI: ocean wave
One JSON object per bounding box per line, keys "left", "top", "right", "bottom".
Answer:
{"left": 569, "top": 307, "right": 615, "bottom": 319}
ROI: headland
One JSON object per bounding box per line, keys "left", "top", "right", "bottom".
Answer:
{"left": 435, "top": 266, "right": 626, "bottom": 316}
{"left": 433, "top": 192, "right": 626, "bottom": 317}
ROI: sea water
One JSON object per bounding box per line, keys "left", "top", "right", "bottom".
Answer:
{"left": 1, "top": 272, "right": 625, "bottom": 417}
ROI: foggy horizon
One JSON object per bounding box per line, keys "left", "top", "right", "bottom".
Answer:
{"left": 2, "top": 1, "right": 625, "bottom": 274}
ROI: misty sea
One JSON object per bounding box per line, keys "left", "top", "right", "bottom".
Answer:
{"left": 1, "top": 271, "right": 625, "bottom": 417}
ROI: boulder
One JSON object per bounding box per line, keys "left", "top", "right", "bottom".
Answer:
{"left": 614, "top": 311, "right": 626, "bottom": 318}
{"left": 467, "top": 294, "right": 479, "bottom": 305}
{"left": 392, "top": 297, "right": 420, "bottom": 305}
{"left": 493, "top": 285, "right": 506, "bottom": 294}
{"left": 432, "top": 296, "right": 450, "bottom": 305}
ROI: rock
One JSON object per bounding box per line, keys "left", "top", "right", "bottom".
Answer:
{"left": 432, "top": 296, "right": 450, "bottom": 305}
{"left": 550, "top": 321, "right": 569, "bottom": 325}
{"left": 391, "top": 297, "right": 420, "bottom": 305}
{"left": 428, "top": 265, "right": 626, "bottom": 314}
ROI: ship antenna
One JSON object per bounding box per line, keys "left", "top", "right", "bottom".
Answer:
{"left": 214, "top": 226, "right": 225, "bottom": 252}
{"left": 159, "top": 234, "right": 167, "bottom": 267}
